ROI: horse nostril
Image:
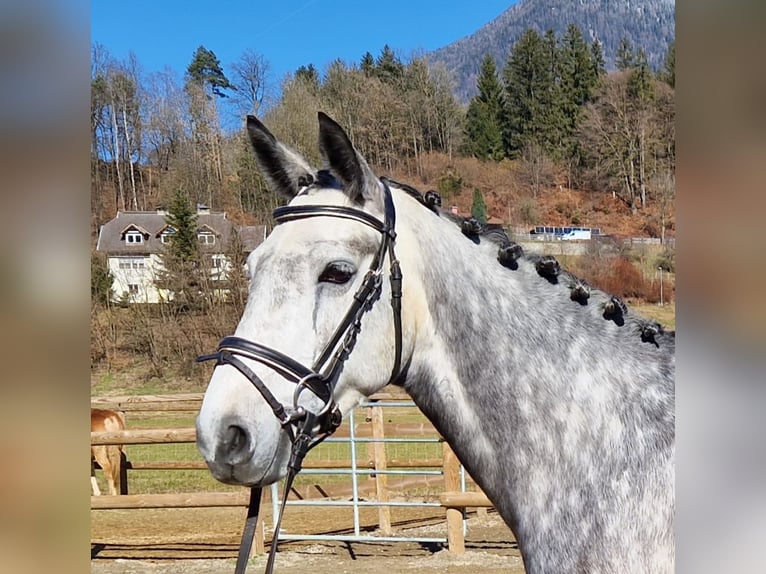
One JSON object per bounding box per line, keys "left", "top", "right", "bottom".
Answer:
{"left": 220, "top": 424, "right": 251, "bottom": 464}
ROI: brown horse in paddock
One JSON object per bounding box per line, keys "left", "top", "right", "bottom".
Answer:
{"left": 90, "top": 408, "right": 126, "bottom": 496}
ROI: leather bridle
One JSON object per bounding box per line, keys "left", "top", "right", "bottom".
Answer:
{"left": 197, "top": 178, "right": 403, "bottom": 573}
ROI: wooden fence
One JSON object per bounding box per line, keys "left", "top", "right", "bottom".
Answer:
{"left": 91, "top": 389, "right": 492, "bottom": 555}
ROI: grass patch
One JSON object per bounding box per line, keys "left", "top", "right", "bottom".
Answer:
{"left": 632, "top": 302, "right": 676, "bottom": 330}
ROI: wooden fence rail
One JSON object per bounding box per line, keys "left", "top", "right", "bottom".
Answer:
{"left": 91, "top": 392, "right": 493, "bottom": 554}
{"left": 90, "top": 491, "right": 250, "bottom": 510}
{"left": 91, "top": 422, "right": 437, "bottom": 446}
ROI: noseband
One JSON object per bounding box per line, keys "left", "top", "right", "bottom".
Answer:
{"left": 197, "top": 179, "right": 403, "bottom": 574}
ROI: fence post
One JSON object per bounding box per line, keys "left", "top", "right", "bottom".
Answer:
{"left": 443, "top": 443, "right": 465, "bottom": 554}
{"left": 251, "top": 517, "right": 265, "bottom": 557}
{"left": 371, "top": 402, "right": 392, "bottom": 535}
{"left": 119, "top": 451, "right": 129, "bottom": 495}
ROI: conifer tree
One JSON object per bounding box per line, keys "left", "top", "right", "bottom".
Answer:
{"left": 616, "top": 37, "right": 636, "bottom": 71}
{"left": 660, "top": 40, "right": 675, "bottom": 88}
{"left": 187, "top": 46, "right": 233, "bottom": 97}
{"left": 375, "top": 45, "right": 404, "bottom": 84}
{"left": 295, "top": 64, "right": 320, "bottom": 91}
{"left": 627, "top": 49, "right": 656, "bottom": 210}
{"left": 464, "top": 54, "right": 504, "bottom": 160}
{"left": 541, "top": 29, "right": 564, "bottom": 152}
{"left": 590, "top": 40, "right": 606, "bottom": 82}
{"left": 91, "top": 252, "right": 113, "bottom": 306}
{"left": 502, "top": 29, "right": 559, "bottom": 157}
{"left": 560, "top": 25, "right": 598, "bottom": 111}
{"left": 628, "top": 49, "right": 655, "bottom": 103}
{"left": 470, "top": 188, "right": 488, "bottom": 224}
{"left": 185, "top": 46, "right": 231, "bottom": 208}
{"left": 558, "top": 25, "right": 600, "bottom": 163}
{"left": 165, "top": 189, "right": 199, "bottom": 261}
{"left": 158, "top": 189, "right": 204, "bottom": 309}
{"left": 360, "top": 52, "right": 375, "bottom": 76}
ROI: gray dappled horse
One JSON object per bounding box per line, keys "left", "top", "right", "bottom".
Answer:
{"left": 196, "top": 113, "right": 675, "bottom": 573}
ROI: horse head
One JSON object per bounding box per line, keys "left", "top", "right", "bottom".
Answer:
{"left": 196, "top": 113, "right": 409, "bottom": 487}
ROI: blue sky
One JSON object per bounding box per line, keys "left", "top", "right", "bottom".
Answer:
{"left": 91, "top": 0, "right": 515, "bottom": 84}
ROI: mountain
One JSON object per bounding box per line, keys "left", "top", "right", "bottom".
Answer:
{"left": 427, "top": 0, "right": 675, "bottom": 101}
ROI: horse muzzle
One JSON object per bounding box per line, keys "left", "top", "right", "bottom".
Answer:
{"left": 196, "top": 407, "right": 290, "bottom": 487}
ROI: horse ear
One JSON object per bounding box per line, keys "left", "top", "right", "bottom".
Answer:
{"left": 246, "top": 115, "right": 315, "bottom": 199}
{"left": 317, "top": 112, "right": 383, "bottom": 210}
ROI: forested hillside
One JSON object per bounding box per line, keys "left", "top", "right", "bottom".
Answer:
{"left": 428, "top": 0, "right": 675, "bottom": 101}
{"left": 91, "top": 31, "right": 674, "bottom": 239}
{"left": 91, "top": 22, "right": 675, "bottom": 383}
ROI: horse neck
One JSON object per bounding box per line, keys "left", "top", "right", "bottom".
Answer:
{"left": 394, "top": 193, "right": 674, "bottom": 538}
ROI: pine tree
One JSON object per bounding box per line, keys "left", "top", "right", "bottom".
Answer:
{"left": 166, "top": 189, "right": 199, "bottom": 261}
{"left": 541, "top": 29, "right": 564, "bottom": 152}
{"left": 375, "top": 45, "right": 404, "bottom": 84}
{"left": 616, "top": 37, "right": 636, "bottom": 71}
{"left": 295, "top": 64, "right": 320, "bottom": 92}
{"left": 590, "top": 40, "right": 606, "bottom": 82}
{"left": 464, "top": 54, "right": 504, "bottom": 160}
{"left": 185, "top": 46, "right": 231, "bottom": 208}
{"left": 558, "top": 25, "right": 600, "bottom": 164}
{"left": 187, "top": 46, "right": 233, "bottom": 97}
{"left": 470, "top": 188, "right": 488, "bottom": 224}
{"left": 91, "top": 252, "right": 113, "bottom": 306}
{"left": 502, "top": 29, "right": 559, "bottom": 157}
{"left": 660, "top": 40, "right": 675, "bottom": 88}
{"left": 158, "top": 189, "right": 204, "bottom": 309}
{"left": 627, "top": 49, "right": 656, "bottom": 211}
{"left": 560, "top": 25, "right": 598, "bottom": 111}
{"left": 628, "top": 49, "right": 655, "bottom": 103}
{"left": 360, "top": 52, "right": 375, "bottom": 76}
{"left": 477, "top": 54, "right": 503, "bottom": 107}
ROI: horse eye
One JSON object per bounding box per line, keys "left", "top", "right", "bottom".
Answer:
{"left": 319, "top": 261, "right": 356, "bottom": 285}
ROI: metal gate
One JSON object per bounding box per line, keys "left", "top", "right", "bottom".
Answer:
{"left": 269, "top": 396, "right": 469, "bottom": 545}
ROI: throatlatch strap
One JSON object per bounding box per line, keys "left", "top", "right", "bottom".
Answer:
{"left": 235, "top": 487, "right": 263, "bottom": 574}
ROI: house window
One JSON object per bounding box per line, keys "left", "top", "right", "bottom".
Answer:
{"left": 128, "top": 284, "right": 139, "bottom": 295}
{"left": 198, "top": 231, "right": 216, "bottom": 245}
{"left": 125, "top": 230, "right": 144, "bottom": 244}
{"left": 118, "top": 257, "right": 146, "bottom": 270}
{"left": 210, "top": 255, "right": 227, "bottom": 280}
{"left": 160, "top": 227, "right": 176, "bottom": 243}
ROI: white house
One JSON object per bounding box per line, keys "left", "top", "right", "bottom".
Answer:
{"left": 96, "top": 206, "right": 266, "bottom": 303}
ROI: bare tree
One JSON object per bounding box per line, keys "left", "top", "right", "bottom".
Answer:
{"left": 519, "top": 140, "right": 555, "bottom": 198}
{"left": 651, "top": 169, "right": 675, "bottom": 244}
{"left": 230, "top": 49, "right": 270, "bottom": 117}
{"left": 577, "top": 63, "right": 676, "bottom": 223}
{"left": 143, "top": 68, "right": 186, "bottom": 173}
{"left": 185, "top": 46, "right": 232, "bottom": 208}
{"left": 91, "top": 43, "right": 111, "bottom": 220}
{"left": 579, "top": 74, "right": 629, "bottom": 207}
{"left": 425, "top": 62, "right": 463, "bottom": 161}
{"left": 90, "top": 46, "right": 145, "bottom": 213}
{"left": 264, "top": 72, "right": 322, "bottom": 164}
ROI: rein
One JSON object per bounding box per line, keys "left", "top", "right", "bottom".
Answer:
{"left": 197, "top": 179, "right": 402, "bottom": 574}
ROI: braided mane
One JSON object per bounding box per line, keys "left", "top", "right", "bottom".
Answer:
{"left": 382, "top": 177, "right": 674, "bottom": 349}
